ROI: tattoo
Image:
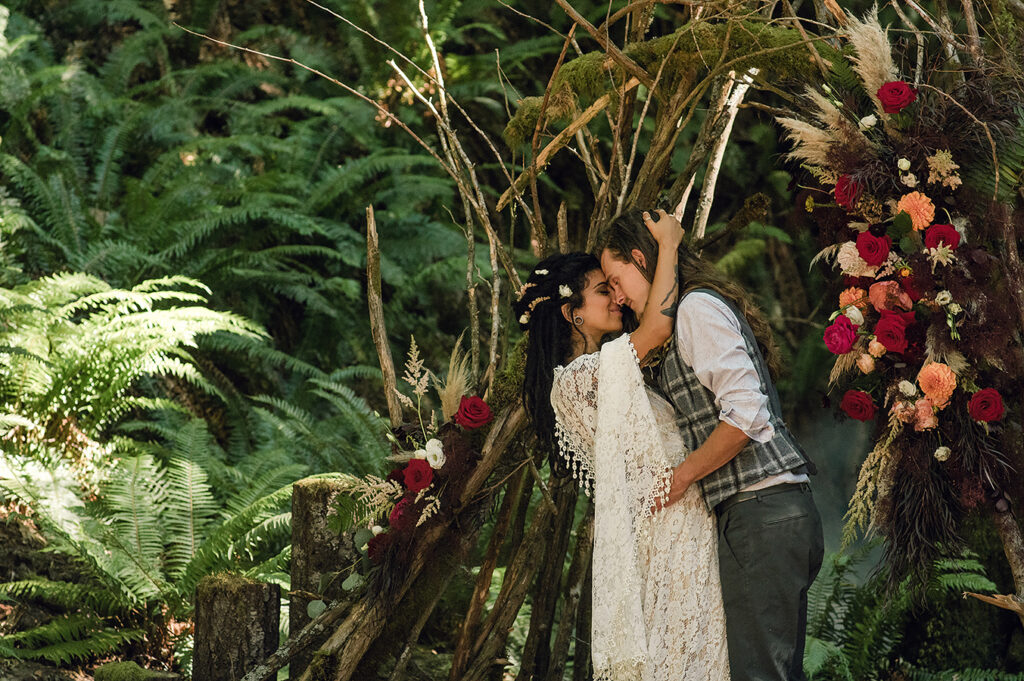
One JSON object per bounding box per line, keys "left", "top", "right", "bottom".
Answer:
{"left": 659, "top": 279, "right": 678, "bottom": 318}
{"left": 659, "top": 280, "right": 678, "bottom": 306}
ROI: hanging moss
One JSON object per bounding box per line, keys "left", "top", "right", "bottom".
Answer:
{"left": 504, "top": 20, "right": 843, "bottom": 147}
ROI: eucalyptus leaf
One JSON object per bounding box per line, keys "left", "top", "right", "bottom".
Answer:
{"left": 353, "top": 528, "right": 374, "bottom": 549}
{"left": 342, "top": 573, "right": 365, "bottom": 591}
{"left": 306, "top": 599, "right": 327, "bottom": 618}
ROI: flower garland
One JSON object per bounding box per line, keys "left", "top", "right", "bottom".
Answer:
{"left": 778, "top": 8, "right": 1022, "bottom": 584}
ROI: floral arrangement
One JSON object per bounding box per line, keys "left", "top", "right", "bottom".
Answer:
{"left": 779, "top": 9, "right": 1023, "bottom": 584}
{"left": 329, "top": 336, "right": 493, "bottom": 588}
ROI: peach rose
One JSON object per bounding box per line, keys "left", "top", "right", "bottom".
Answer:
{"left": 856, "top": 353, "right": 875, "bottom": 374}
{"left": 868, "top": 281, "right": 914, "bottom": 312}
{"left": 891, "top": 400, "right": 916, "bottom": 424}
{"left": 914, "top": 397, "right": 938, "bottom": 431}
{"left": 895, "top": 191, "right": 936, "bottom": 231}
{"left": 868, "top": 339, "right": 887, "bottom": 358}
{"left": 917, "top": 362, "right": 957, "bottom": 409}
{"left": 839, "top": 287, "right": 869, "bottom": 312}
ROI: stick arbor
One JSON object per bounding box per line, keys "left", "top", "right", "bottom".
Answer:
{"left": 186, "top": 1, "right": 919, "bottom": 679}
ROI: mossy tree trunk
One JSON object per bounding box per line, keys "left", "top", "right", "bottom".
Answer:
{"left": 193, "top": 574, "right": 280, "bottom": 681}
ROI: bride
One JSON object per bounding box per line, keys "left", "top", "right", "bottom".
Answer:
{"left": 512, "top": 210, "right": 729, "bottom": 681}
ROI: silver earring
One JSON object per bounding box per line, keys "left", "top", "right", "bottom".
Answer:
{"left": 573, "top": 315, "right": 584, "bottom": 326}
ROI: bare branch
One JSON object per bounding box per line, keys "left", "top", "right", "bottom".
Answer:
{"left": 366, "top": 206, "right": 403, "bottom": 429}
{"left": 551, "top": 0, "right": 655, "bottom": 88}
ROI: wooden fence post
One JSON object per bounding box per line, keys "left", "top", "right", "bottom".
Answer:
{"left": 193, "top": 574, "right": 280, "bottom": 681}
{"left": 289, "top": 477, "right": 357, "bottom": 679}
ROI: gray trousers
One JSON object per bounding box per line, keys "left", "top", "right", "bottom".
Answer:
{"left": 715, "top": 483, "right": 824, "bottom": 681}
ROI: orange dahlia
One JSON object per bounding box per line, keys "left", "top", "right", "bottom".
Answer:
{"left": 839, "top": 287, "right": 869, "bottom": 311}
{"left": 917, "top": 362, "right": 957, "bottom": 409}
{"left": 895, "top": 191, "right": 936, "bottom": 231}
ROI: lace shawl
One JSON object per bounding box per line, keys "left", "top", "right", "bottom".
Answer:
{"left": 550, "top": 335, "right": 673, "bottom": 681}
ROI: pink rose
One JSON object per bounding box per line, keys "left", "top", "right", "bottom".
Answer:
{"left": 868, "top": 281, "right": 914, "bottom": 312}
{"left": 856, "top": 353, "right": 875, "bottom": 374}
{"left": 823, "top": 315, "right": 858, "bottom": 355}
{"left": 914, "top": 398, "right": 938, "bottom": 431}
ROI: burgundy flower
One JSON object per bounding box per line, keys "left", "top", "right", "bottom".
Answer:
{"left": 840, "top": 390, "right": 876, "bottom": 421}
{"left": 388, "top": 496, "right": 419, "bottom": 532}
{"left": 834, "top": 175, "right": 862, "bottom": 211}
{"left": 877, "top": 80, "right": 918, "bottom": 113}
{"left": 874, "top": 310, "right": 915, "bottom": 354}
{"left": 823, "top": 315, "right": 858, "bottom": 355}
{"left": 856, "top": 231, "right": 892, "bottom": 267}
{"left": 366, "top": 532, "right": 394, "bottom": 564}
{"left": 924, "top": 224, "right": 961, "bottom": 250}
{"left": 454, "top": 395, "right": 493, "bottom": 429}
{"left": 967, "top": 388, "right": 1005, "bottom": 422}
{"left": 402, "top": 458, "right": 433, "bottom": 493}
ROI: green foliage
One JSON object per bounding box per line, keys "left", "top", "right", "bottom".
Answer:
{"left": 804, "top": 545, "right": 1003, "bottom": 681}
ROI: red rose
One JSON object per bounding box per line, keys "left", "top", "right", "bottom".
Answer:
{"left": 402, "top": 458, "right": 433, "bottom": 493}
{"left": 874, "top": 310, "right": 915, "bottom": 354}
{"left": 834, "top": 175, "right": 862, "bottom": 211}
{"left": 388, "top": 495, "right": 419, "bottom": 532}
{"left": 823, "top": 315, "right": 858, "bottom": 355}
{"left": 856, "top": 231, "right": 892, "bottom": 267}
{"left": 840, "top": 390, "right": 876, "bottom": 421}
{"left": 924, "top": 224, "right": 961, "bottom": 250}
{"left": 366, "top": 532, "right": 393, "bottom": 564}
{"left": 455, "top": 395, "right": 492, "bottom": 429}
{"left": 877, "top": 80, "right": 918, "bottom": 113}
{"left": 967, "top": 388, "right": 1005, "bottom": 422}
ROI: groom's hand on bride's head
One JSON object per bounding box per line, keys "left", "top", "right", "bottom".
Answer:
{"left": 642, "top": 209, "right": 684, "bottom": 247}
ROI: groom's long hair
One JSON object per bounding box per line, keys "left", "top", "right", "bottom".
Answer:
{"left": 596, "top": 210, "right": 782, "bottom": 378}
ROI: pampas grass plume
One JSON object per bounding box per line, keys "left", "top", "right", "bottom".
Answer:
{"left": 776, "top": 117, "right": 835, "bottom": 166}
{"left": 433, "top": 330, "right": 472, "bottom": 421}
{"left": 845, "top": 6, "right": 899, "bottom": 115}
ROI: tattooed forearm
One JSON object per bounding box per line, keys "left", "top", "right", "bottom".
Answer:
{"left": 659, "top": 280, "right": 678, "bottom": 306}
{"left": 659, "top": 280, "right": 678, "bottom": 318}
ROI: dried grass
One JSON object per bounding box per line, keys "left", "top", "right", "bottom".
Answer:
{"left": 845, "top": 6, "right": 898, "bottom": 115}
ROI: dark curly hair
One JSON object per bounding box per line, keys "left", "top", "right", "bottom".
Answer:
{"left": 511, "top": 252, "right": 600, "bottom": 475}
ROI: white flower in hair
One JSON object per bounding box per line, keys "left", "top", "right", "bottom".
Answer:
{"left": 534, "top": 269, "right": 549, "bottom": 275}
{"left": 559, "top": 285, "right": 572, "bottom": 298}
{"left": 519, "top": 313, "right": 529, "bottom": 325}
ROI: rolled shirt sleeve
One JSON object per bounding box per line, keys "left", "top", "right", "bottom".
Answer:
{"left": 675, "top": 292, "right": 775, "bottom": 443}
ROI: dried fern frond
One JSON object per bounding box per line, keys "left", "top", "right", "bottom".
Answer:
{"left": 844, "top": 6, "right": 898, "bottom": 115}
{"left": 432, "top": 330, "right": 471, "bottom": 422}
{"left": 776, "top": 117, "right": 835, "bottom": 166}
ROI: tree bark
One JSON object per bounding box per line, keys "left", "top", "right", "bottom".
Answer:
{"left": 289, "top": 478, "right": 358, "bottom": 679}
{"left": 193, "top": 574, "right": 280, "bottom": 681}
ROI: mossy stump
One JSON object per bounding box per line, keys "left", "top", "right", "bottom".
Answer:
{"left": 193, "top": 573, "right": 280, "bottom": 681}
{"left": 289, "top": 477, "right": 358, "bottom": 680}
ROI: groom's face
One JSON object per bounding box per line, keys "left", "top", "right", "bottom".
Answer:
{"left": 600, "top": 249, "right": 651, "bottom": 317}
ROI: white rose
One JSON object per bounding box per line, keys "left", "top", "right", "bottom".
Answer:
{"left": 413, "top": 448, "right": 427, "bottom": 460}
{"left": 859, "top": 114, "right": 877, "bottom": 129}
{"left": 371, "top": 525, "right": 384, "bottom": 536}
{"left": 935, "top": 290, "right": 953, "bottom": 306}
{"left": 425, "top": 438, "right": 446, "bottom": 469}
{"left": 897, "top": 158, "right": 911, "bottom": 171}
{"left": 559, "top": 284, "right": 572, "bottom": 299}
{"left": 900, "top": 172, "right": 918, "bottom": 188}
{"left": 844, "top": 306, "right": 865, "bottom": 326}
{"left": 898, "top": 380, "right": 917, "bottom": 397}
{"left": 934, "top": 446, "right": 951, "bottom": 461}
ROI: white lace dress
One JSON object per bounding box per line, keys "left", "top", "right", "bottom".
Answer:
{"left": 550, "top": 335, "right": 729, "bottom": 681}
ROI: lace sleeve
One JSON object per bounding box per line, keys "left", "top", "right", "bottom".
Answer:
{"left": 550, "top": 352, "right": 600, "bottom": 495}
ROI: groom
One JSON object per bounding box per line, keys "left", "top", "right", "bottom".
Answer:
{"left": 597, "top": 210, "right": 824, "bottom": 681}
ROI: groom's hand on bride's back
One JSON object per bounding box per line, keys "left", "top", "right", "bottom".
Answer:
{"left": 652, "top": 465, "right": 692, "bottom": 512}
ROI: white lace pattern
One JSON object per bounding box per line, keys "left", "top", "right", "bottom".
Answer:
{"left": 551, "top": 335, "right": 729, "bottom": 681}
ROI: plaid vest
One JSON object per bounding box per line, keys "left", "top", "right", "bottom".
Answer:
{"left": 655, "top": 289, "right": 813, "bottom": 511}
